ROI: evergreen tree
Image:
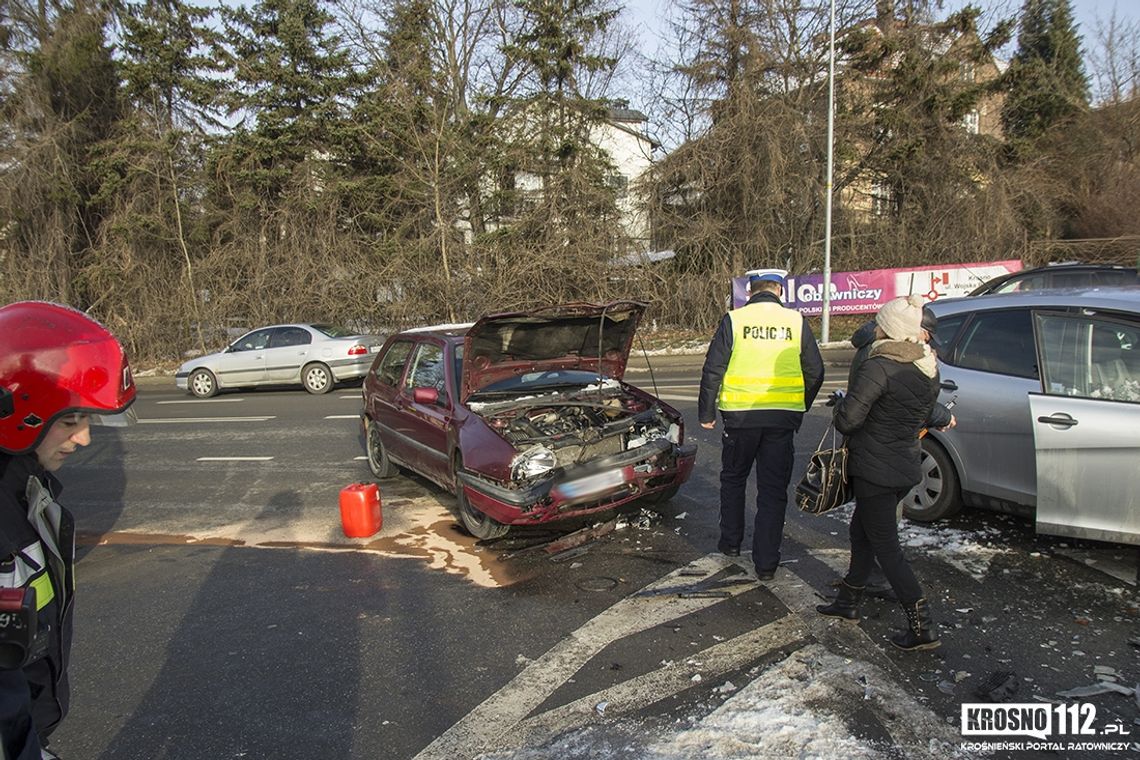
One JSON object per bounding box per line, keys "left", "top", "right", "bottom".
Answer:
{"left": 84, "top": 0, "right": 226, "bottom": 355}
{"left": 496, "top": 0, "right": 629, "bottom": 303}
{"left": 0, "top": 0, "right": 121, "bottom": 307}
{"left": 217, "top": 0, "right": 354, "bottom": 203}
{"left": 118, "top": 0, "right": 225, "bottom": 130}
{"left": 1001, "top": 0, "right": 1089, "bottom": 148}
{"left": 347, "top": 0, "right": 472, "bottom": 322}
{"left": 201, "top": 0, "right": 359, "bottom": 329}
{"left": 842, "top": 6, "right": 1012, "bottom": 222}
{"left": 647, "top": 0, "right": 834, "bottom": 276}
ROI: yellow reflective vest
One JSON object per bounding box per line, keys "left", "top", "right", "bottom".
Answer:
{"left": 717, "top": 301, "right": 807, "bottom": 412}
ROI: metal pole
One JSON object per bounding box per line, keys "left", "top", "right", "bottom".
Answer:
{"left": 822, "top": 0, "right": 836, "bottom": 343}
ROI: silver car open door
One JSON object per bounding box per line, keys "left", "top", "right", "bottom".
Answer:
{"left": 1030, "top": 311, "right": 1140, "bottom": 545}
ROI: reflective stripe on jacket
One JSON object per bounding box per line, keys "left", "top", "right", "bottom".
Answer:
{"left": 718, "top": 301, "right": 807, "bottom": 412}
{"left": 0, "top": 542, "right": 54, "bottom": 610}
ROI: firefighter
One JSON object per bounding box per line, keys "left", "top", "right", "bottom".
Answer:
{"left": 0, "top": 302, "right": 137, "bottom": 759}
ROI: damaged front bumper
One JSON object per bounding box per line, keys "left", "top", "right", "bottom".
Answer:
{"left": 457, "top": 439, "right": 698, "bottom": 525}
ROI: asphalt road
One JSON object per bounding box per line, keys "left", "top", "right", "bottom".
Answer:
{"left": 47, "top": 362, "right": 1140, "bottom": 760}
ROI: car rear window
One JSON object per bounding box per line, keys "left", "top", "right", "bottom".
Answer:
{"left": 311, "top": 324, "right": 355, "bottom": 338}
{"left": 993, "top": 273, "right": 1047, "bottom": 294}
{"left": 1091, "top": 270, "right": 1138, "bottom": 286}
{"left": 953, "top": 309, "right": 1038, "bottom": 379}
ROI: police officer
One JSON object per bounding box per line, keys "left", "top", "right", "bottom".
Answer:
{"left": 0, "top": 302, "right": 137, "bottom": 759}
{"left": 699, "top": 272, "right": 824, "bottom": 580}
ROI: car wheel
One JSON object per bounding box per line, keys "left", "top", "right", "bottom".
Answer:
{"left": 366, "top": 420, "right": 398, "bottom": 479}
{"left": 302, "top": 363, "right": 334, "bottom": 394}
{"left": 454, "top": 460, "right": 509, "bottom": 540}
{"left": 188, "top": 369, "right": 218, "bottom": 398}
{"left": 901, "top": 438, "right": 962, "bottom": 522}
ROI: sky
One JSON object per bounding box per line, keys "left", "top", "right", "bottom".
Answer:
{"left": 624, "top": 0, "right": 1140, "bottom": 60}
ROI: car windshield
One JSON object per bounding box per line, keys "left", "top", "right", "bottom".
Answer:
{"left": 476, "top": 369, "right": 608, "bottom": 396}
{"left": 311, "top": 324, "right": 356, "bottom": 338}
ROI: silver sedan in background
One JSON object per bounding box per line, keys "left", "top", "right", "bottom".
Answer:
{"left": 176, "top": 323, "right": 386, "bottom": 398}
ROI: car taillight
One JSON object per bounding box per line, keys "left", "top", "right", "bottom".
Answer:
{"left": 348, "top": 345, "right": 368, "bottom": 356}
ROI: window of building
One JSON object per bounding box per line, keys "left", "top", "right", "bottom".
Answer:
{"left": 961, "top": 110, "right": 980, "bottom": 134}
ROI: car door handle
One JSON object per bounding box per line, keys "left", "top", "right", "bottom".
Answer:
{"left": 940, "top": 380, "right": 958, "bottom": 391}
{"left": 1037, "top": 413, "right": 1078, "bottom": 428}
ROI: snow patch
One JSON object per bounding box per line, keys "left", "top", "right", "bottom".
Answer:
{"left": 476, "top": 645, "right": 962, "bottom": 760}
{"left": 825, "top": 503, "right": 1010, "bottom": 580}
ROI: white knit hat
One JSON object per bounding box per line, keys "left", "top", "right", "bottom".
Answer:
{"left": 876, "top": 295, "right": 925, "bottom": 342}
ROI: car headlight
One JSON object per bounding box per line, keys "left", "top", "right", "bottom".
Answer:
{"left": 511, "top": 445, "right": 556, "bottom": 480}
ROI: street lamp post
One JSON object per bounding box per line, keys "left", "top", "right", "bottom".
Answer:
{"left": 822, "top": 0, "right": 836, "bottom": 343}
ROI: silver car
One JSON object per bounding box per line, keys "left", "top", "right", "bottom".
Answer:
{"left": 176, "top": 324, "right": 386, "bottom": 398}
{"left": 902, "top": 287, "right": 1140, "bottom": 546}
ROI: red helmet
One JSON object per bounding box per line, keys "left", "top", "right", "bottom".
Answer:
{"left": 0, "top": 301, "right": 137, "bottom": 455}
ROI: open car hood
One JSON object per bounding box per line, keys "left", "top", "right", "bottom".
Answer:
{"left": 461, "top": 301, "right": 647, "bottom": 402}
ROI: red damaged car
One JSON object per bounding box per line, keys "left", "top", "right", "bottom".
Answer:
{"left": 360, "top": 301, "right": 697, "bottom": 539}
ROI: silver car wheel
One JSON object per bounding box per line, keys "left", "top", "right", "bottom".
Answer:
{"left": 901, "top": 439, "right": 962, "bottom": 522}
{"left": 302, "top": 363, "right": 334, "bottom": 394}
{"left": 189, "top": 369, "right": 218, "bottom": 398}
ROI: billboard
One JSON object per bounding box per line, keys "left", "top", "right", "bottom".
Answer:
{"left": 731, "top": 260, "right": 1023, "bottom": 313}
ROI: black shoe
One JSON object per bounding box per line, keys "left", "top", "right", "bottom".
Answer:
{"left": 816, "top": 580, "right": 864, "bottom": 622}
{"left": 891, "top": 598, "right": 941, "bottom": 651}
{"left": 718, "top": 545, "right": 741, "bottom": 557}
{"left": 755, "top": 569, "right": 776, "bottom": 581}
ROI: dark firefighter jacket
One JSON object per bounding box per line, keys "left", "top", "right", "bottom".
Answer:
{"left": 0, "top": 453, "right": 75, "bottom": 758}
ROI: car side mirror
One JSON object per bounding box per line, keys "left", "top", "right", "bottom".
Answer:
{"left": 413, "top": 387, "right": 439, "bottom": 405}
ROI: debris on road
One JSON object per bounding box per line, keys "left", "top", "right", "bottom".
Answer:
{"left": 616, "top": 508, "right": 661, "bottom": 531}
{"left": 975, "top": 671, "right": 1019, "bottom": 702}
{"left": 544, "top": 518, "right": 619, "bottom": 556}
{"left": 549, "top": 545, "right": 591, "bottom": 563}
{"left": 1056, "top": 682, "right": 1134, "bottom": 698}
{"left": 635, "top": 565, "right": 751, "bottom": 598}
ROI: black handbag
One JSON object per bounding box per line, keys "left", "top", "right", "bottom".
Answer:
{"left": 795, "top": 422, "right": 852, "bottom": 514}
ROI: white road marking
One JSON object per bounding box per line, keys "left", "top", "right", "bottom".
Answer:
{"left": 655, "top": 394, "right": 698, "bottom": 402}
{"left": 156, "top": 398, "right": 245, "bottom": 404}
{"left": 413, "top": 554, "right": 754, "bottom": 760}
{"left": 415, "top": 553, "right": 952, "bottom": 760}
{"left": 353, "top": 456, "right": 367, "bottom": 461}
{"left": 138, "top": 417, "right": 276, "bottom": 424}
{"left": 506, "top": 614, "right": 806, "bottom": 748}
{"left": 324, "top": 414, "right": 360, "bottom": 420}
{"left": 195, "top": 456, "right": 274, "bottom": 462}
{"left": 338, "top": 395, "right": 361, "bottom": 400}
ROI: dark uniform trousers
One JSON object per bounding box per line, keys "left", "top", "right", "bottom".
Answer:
{"left": 717, "top": 425, "right": 795, "bottom": 573}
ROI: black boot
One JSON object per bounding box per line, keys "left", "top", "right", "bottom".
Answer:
{"left": 891, "top": 598, "right": 941, "bottom": 651}
{"left": 816, "top": 580, "right": 864, "bottom": 622}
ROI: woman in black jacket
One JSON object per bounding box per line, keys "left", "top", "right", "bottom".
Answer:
{"left": 817, "top": 295, "right": 946, "bottom": 651}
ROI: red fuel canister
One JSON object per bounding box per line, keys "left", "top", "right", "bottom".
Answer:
{"left": 339, "top": 482, "right": 382, "bottom": 538}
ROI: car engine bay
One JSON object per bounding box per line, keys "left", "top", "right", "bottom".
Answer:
{"left": 471, "top": 387, "right": 682, "bottom": 469}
